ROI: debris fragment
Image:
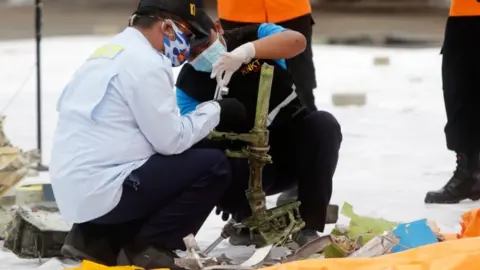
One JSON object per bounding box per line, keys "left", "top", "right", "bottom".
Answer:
{"left": 0, "top": 115, "right": 40, "bottom": 197}
{"left": 324, "top": 203, "right": 398, "bottom": 258}
{"left": 3, "top": 205, "right": 71, "bottom": 258}
{"left": 373, "top": 56, "right": 390, "bottom": 66}
{"left": 348, "top": 231, "right": 397, "bottom": 258}
{"left": 391, "top": 219, "right": 438, "bottom": 253}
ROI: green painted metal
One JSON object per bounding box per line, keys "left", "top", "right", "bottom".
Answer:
{"left": 208, "top": 63, "right": 305, "bottom": 247}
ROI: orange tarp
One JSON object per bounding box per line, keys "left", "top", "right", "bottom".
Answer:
{"left": 459, "top": 208, "right": 480, "bottom": 238}
{"left": 262, "top": 237, "right": 480, "bottom": 270}
{"left": 70, "top": 209, "right": 480, "bottom": 270}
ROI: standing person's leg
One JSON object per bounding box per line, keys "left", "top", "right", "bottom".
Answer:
{"left": 425, "top": 48, "right": 480, "bottom": 203}
{"left": 289, "top": 111, "right": 342, "bottom": 236}
{"left": 272, "top": 14, "right": 318, "bottom": 206}
{"left": 278, "top": 14, "right": 317, "bottom": 111}
{"left": 63, "top": 149, "right": 231, "bottom": 269}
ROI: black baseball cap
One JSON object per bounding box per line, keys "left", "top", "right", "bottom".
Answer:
{"left": 135, "top": 0, "right": 212, "bottom": 46}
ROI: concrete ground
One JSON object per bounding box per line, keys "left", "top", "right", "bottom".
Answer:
{"left": 0, "top": 3, "right": 448, "bottom": 45}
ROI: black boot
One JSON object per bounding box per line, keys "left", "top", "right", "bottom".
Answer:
{"left": 425, "top": 153, "right": 480, "bottom": 204}
{"left": 228, "top": 227, "right": 320, "bottom": 248}
{"left": 276, "top": 187, "right": 339, "bottom": 224}
{"left": 294, "top": 228, "right": 320, "bottom": 247}
{"left": 228, "top": 227, "right": 266, "bottom": 247}
{"left": 124, "top": 245, "right": 185, "bottom": 270}
{"left": 61, "top": 224, "right": 118, "bottom": 266}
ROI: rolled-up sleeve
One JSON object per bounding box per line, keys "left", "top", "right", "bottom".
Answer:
{"left": 121, "top": 63, "right": 221, "bottom": 155}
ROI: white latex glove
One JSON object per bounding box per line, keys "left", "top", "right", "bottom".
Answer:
{"left": 210, "top": 42, "right": 256, "bottom": 88}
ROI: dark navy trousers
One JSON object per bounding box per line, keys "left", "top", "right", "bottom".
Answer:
{"left": 83, "top": 149, "right": 232, "bottom": 252}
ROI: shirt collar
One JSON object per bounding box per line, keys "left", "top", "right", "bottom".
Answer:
{"left": 123, "top": 27, "right": 167, "bottom": 59}
{"left": 124, "top": 27, "right": 152, "bottom": 46}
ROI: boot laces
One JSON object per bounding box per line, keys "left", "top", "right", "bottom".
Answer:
{"left": 445, "top": 154, "right": 473, "bottom": 192}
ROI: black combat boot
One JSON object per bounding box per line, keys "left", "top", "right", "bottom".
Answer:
{"left": 61, "top": 224, "right": 118, "bottom": 266}
{"left": 425, "top": 153, "right": 480, "bottom": 204}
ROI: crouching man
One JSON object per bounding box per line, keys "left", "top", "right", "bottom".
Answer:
{"left": 49, "top": 1, "right": 244, "bottom": 269}
{"left": 176, "top": 13, "right": 343, "bottom": 247}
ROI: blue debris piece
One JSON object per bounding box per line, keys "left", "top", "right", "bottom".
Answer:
{"left": 391, "top": 219, "right": 438, "bottom": 253}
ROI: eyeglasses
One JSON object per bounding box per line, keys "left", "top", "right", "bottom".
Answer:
{"left": 171, "top": 19, "right": 195, "bottom": 41}
{"left": 170, "top": 19, "right": 211, "bottom": 47}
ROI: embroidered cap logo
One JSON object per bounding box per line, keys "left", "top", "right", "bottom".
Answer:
{"left": 190, "top": 3, "right": 196, "bottom": 16}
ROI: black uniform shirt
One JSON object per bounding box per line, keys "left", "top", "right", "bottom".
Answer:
{"left": 176, "top": 23, "right": 305, "bottom": 132}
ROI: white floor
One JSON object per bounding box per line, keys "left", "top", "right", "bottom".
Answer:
{"left": 0, "top": 35, "right": 478, "bottom": 269}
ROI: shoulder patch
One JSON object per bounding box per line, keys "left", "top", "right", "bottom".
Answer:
{"left": 88, "top": 45, "right": 124, "bottom": 60}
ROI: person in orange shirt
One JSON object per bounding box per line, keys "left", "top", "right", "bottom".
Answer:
{"left": 425, "top": 0, "right": 480, "bottom": 204}
{"left": 217, "top": 0, "right": 318, "bottom": 211}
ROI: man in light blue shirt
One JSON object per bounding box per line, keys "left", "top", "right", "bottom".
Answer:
{"left": 50, "top": 1, "right": 244, "bottom": 268}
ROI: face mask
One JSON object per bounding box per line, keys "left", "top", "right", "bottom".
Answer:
{"left": 189, "top": 37, "right": 227, "bottom": 72}
{"left": 163, "top": 20, "right": 190, "bottom": 67}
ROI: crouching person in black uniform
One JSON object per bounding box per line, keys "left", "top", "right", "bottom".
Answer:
{"left": 175, "top": 12, "right": 343, "bottom": 247}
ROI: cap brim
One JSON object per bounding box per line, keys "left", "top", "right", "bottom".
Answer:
{"left": 188, "top": 20, "right": 210, "bottom": 36}
{"left": 188, "top": 20, "right": 211, "bottom": 47}
{"left": 190, "top": 36, "right": 210, "bottom": 48}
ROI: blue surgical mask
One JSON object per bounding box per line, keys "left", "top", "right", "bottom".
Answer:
{"left": 189, "top": 37, "right": 227, "bottom": 72}
{"left": 163, "top": 20, "right": 190, "bottom": 67}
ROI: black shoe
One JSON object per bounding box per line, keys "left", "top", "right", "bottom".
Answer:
{"left": 425, "top": 153, "right": 480, "bottom": 204}
{"left": 124, "top": 246, "right": 185, "bottom": 270}
{"left": 294, "top": 228, "right": 320, "bottom": 247}
{"left": 276, "top": 187, "right": 339, "bottom": 224}
{"left": 228, "top": 227, "right": 320, "bottom": 248}
{"left": 61, "top": 224, "right": 118, "bottom": 266}
{"left": 228, "top": 228, "right": 266, "bottom": 247}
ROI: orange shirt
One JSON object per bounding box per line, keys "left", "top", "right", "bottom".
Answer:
{"left": 217, "top": 0, "right": 312, "bottom": 23}
{"left": 449, "top": 0, "right": 480, "bottom": 17}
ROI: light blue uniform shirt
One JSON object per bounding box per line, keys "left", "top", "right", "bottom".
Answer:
{"left": 50, "top": 27, "right": 221, "bottom": 223}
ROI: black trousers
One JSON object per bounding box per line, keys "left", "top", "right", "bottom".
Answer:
{"left": 77, "top": 149, "right": 231, "bottom": 252}
{"left": 220, "top": 14, "right": 318, "bottom": 111}
{"left": 442, "top": 50, "right": 480, "bottom": 152}
{"left": 197, "top": 110, "right": 342, "bottom": 232}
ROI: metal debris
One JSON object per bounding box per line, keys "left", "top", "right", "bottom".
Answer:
{"left": 0, "top": 115, "right": 40, "bottom": 197}
{"left": 3, "top": 205, "right": 71, "bottom": 259}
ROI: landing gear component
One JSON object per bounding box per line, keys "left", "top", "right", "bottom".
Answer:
{"left": 208, "top": 63, "right": 305, "bottom": 249}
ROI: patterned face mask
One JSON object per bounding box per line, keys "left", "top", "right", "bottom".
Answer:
{"left": 163, "top": 20, "right": 190, "bottom": 67}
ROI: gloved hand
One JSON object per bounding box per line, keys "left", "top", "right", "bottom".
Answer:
{"left": 215, "top": 207, "right": 232, "bottom": 222}
{"left": 215, "top": 207, "right": 247, "bottom": 222}
{"left": 210, "top": 42, "right": 256, "bottom": 88}
{"left": 215, "top": 98, "right": 248, "bottom": 133}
